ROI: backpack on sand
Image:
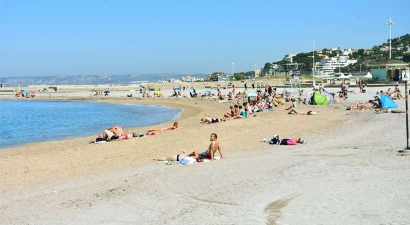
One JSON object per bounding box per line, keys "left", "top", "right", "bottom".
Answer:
{"left": 269, "top": 135, "right": 280, "bottom": 145}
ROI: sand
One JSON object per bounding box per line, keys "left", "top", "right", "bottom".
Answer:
{"left": 1, "top": 84, "right": 410, "bottom": 225}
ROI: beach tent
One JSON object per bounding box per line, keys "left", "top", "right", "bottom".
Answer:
{"left": 203, "top": 90, "right": 212, "bottom": 94}
{"left": 346, "top": 73, "right": 353, "bottom": 78}
{"left": 322, "top": 90, "right": 335, "bottom": 104}
{"left": 337, "top": 73, "right": 348, "bottom": 79}
{"left": 311, "top": 91, "right": 330, "bottom": 105}
{"left": 363, "top": 72, "right": 372, "bottom": 80}
{"left": 379, "top": 94, "right": 398, "bottom": 109}
{"left": 22, "top": 90, "right": 29, "bottom": 96}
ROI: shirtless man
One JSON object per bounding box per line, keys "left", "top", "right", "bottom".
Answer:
{"left": 197, "top": 133, "right": 224, "bottom": 160}
{"left": 103, "top": 125, "right": 125, "bottom": 140}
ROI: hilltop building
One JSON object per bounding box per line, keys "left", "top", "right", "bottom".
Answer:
{"left": 316, "top": 55, "right": 357, "bottom": 76}
{"left": 283, "top": 53, "right": 296, "bottom": 62}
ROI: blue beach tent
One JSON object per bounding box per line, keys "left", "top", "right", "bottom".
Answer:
{"left": 379, "top": 94, "right": 398, "bottom": 109}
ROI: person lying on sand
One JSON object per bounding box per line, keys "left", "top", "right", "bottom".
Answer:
{"left": 287, "top": 109, "right": 316, "bottom": 115}
{"left": 153, "top": 151, "right": 198, "bottom": 161}
{"left": 346, "top": 104, "right": 373, "bottom": 110}
{"left": 200, "top": 113, "right": 225, "bottom": 124}
{"left": 103, "top": 125, "right": 130, "bottom": 141}
{"left": 375, "top": 108, "right": 405, "bottom": 114}
{"left": 147, "top": 122, "right": 182, "bottom": 132}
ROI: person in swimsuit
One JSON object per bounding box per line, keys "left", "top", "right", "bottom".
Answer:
{"left": 284, "top": 98, "right": 297, "bottom": 111}
{"left": 200, "top": 113, "right": 224, "bottom": 124}
{"left": 103, "top": 125, "right": 126, "bottom": 141}
{"left": 153, "top": 151, "right": 198, "bottom": 161}
{"left": 195, "top": 133, "right": 224, "bottom": 160}
{"left": 287, "top": 109, "right": 316, "bottom": 115}
{"left": 375, "top": 108, "right": 405, "bottom": 113}
{"left": 147, "top": 122, "right": 182, "bottom": 132}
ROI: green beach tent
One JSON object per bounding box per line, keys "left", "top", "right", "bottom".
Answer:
{"left": 312, "top": 91, "right": 330, "bottom": 105}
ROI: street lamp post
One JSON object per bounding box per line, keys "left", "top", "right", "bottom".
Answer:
{"left": 231, "top": 63, "right": 234, "bottom": 81}
{"left": 387, "top": 17, "right": 394, "bottom": 59}
{"left": 312, "top": 40, "right": 316, "bottom": 87}
{"left": 254, "top": 64, "right": 257, "bottom": 78}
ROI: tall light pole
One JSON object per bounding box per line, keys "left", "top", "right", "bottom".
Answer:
{"left": 254, "top": 64, "right": 257, "bottom": 78}
{"left": 312, "top": 40, "right": 316, "bottom": 87}
{"left": 231, "top": 63, "right": 234, "bottom": 81}
{"left": 387, "top": 17, "right": 394, "bottom": 59}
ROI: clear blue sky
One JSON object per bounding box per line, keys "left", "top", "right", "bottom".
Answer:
{"left": 1, "top": 0, "right": 409, "bottom": 77}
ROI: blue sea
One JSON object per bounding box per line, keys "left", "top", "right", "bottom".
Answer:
{"left": 0, "top": 100, "right": 183, "bottom": 149}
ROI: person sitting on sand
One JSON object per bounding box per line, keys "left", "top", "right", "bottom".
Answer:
{"left": 284, "top": 98, "right": 297, "bottom": 110}
{"left": 195, "top": 133, "right": 224, "bottom": 160}
{"left": 375, "top": 108, "right": 405, "bottom": 114}
{"left": 234, "top": 105, "right": 247, "bottom": 118}
{"left": 147, "top": 122, "right": 182, "bottom": 132}
{"left": 287, "top": 109, "right": 316, "bottom": 115}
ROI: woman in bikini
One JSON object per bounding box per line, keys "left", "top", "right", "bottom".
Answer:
{"left": 287, "top": 109, "right": 316, "bottom": 115}
{"left": 147, "top": 122, "right": 182, "bottom": 132}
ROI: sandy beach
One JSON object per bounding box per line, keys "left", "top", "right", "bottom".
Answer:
{"left": 1, "top": 83, "right": 410, "bottom": 224}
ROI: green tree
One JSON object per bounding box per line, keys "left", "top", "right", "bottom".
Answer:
{"left": 234, "top": 73, "right": 244, "bottom": 80}
{"left": 403, "top": 53, "right": 410, "bottom": 62}
{"left": 264, "top": 62, "right": 272, "bottom": 68}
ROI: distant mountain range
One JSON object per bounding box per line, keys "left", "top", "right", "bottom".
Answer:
{"left": 0, "top": 73, "right": 207, "bottom": 87}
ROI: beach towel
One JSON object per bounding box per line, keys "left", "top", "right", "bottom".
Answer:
{"left": 178, "top": 157, "right": 196, "bottom": 165}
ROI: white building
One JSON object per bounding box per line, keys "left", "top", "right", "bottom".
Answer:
{"left": 283, "top": 53, "right": 296, "bottom": 62}
{"left": 316, "top": 55, "right": 357, "bottom": 76}
{"left": 342, "top": 48, "right": 355, "bottom": 56}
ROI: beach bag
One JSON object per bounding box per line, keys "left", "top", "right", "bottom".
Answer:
{"left": 269, "top": 135, "right": 280, "bottom": 145}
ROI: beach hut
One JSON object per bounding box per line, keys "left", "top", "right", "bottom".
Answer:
{"left": 369, "top": 59, "right": 408, "bottom": 82}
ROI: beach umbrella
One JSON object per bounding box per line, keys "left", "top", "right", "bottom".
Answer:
{"left": 247, "top": 92, "right": 257, "bottom": 97}
{"left": 104, "top": 90, "right": 110, "bottom": 94}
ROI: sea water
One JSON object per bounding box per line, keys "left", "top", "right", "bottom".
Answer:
{"left": 0, "top": 100, "right": 183, "bottom": 149}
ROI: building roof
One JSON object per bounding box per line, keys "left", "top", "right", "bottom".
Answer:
{"left": 369, "top": 58, "right": 408, "bottom": 66}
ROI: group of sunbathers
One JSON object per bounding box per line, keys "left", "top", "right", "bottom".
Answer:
{"left": 101, "top": 122, "right": 182, "bottom": 141}
{"left": 376, "top": 84, "right": 405, "bottom": 100}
